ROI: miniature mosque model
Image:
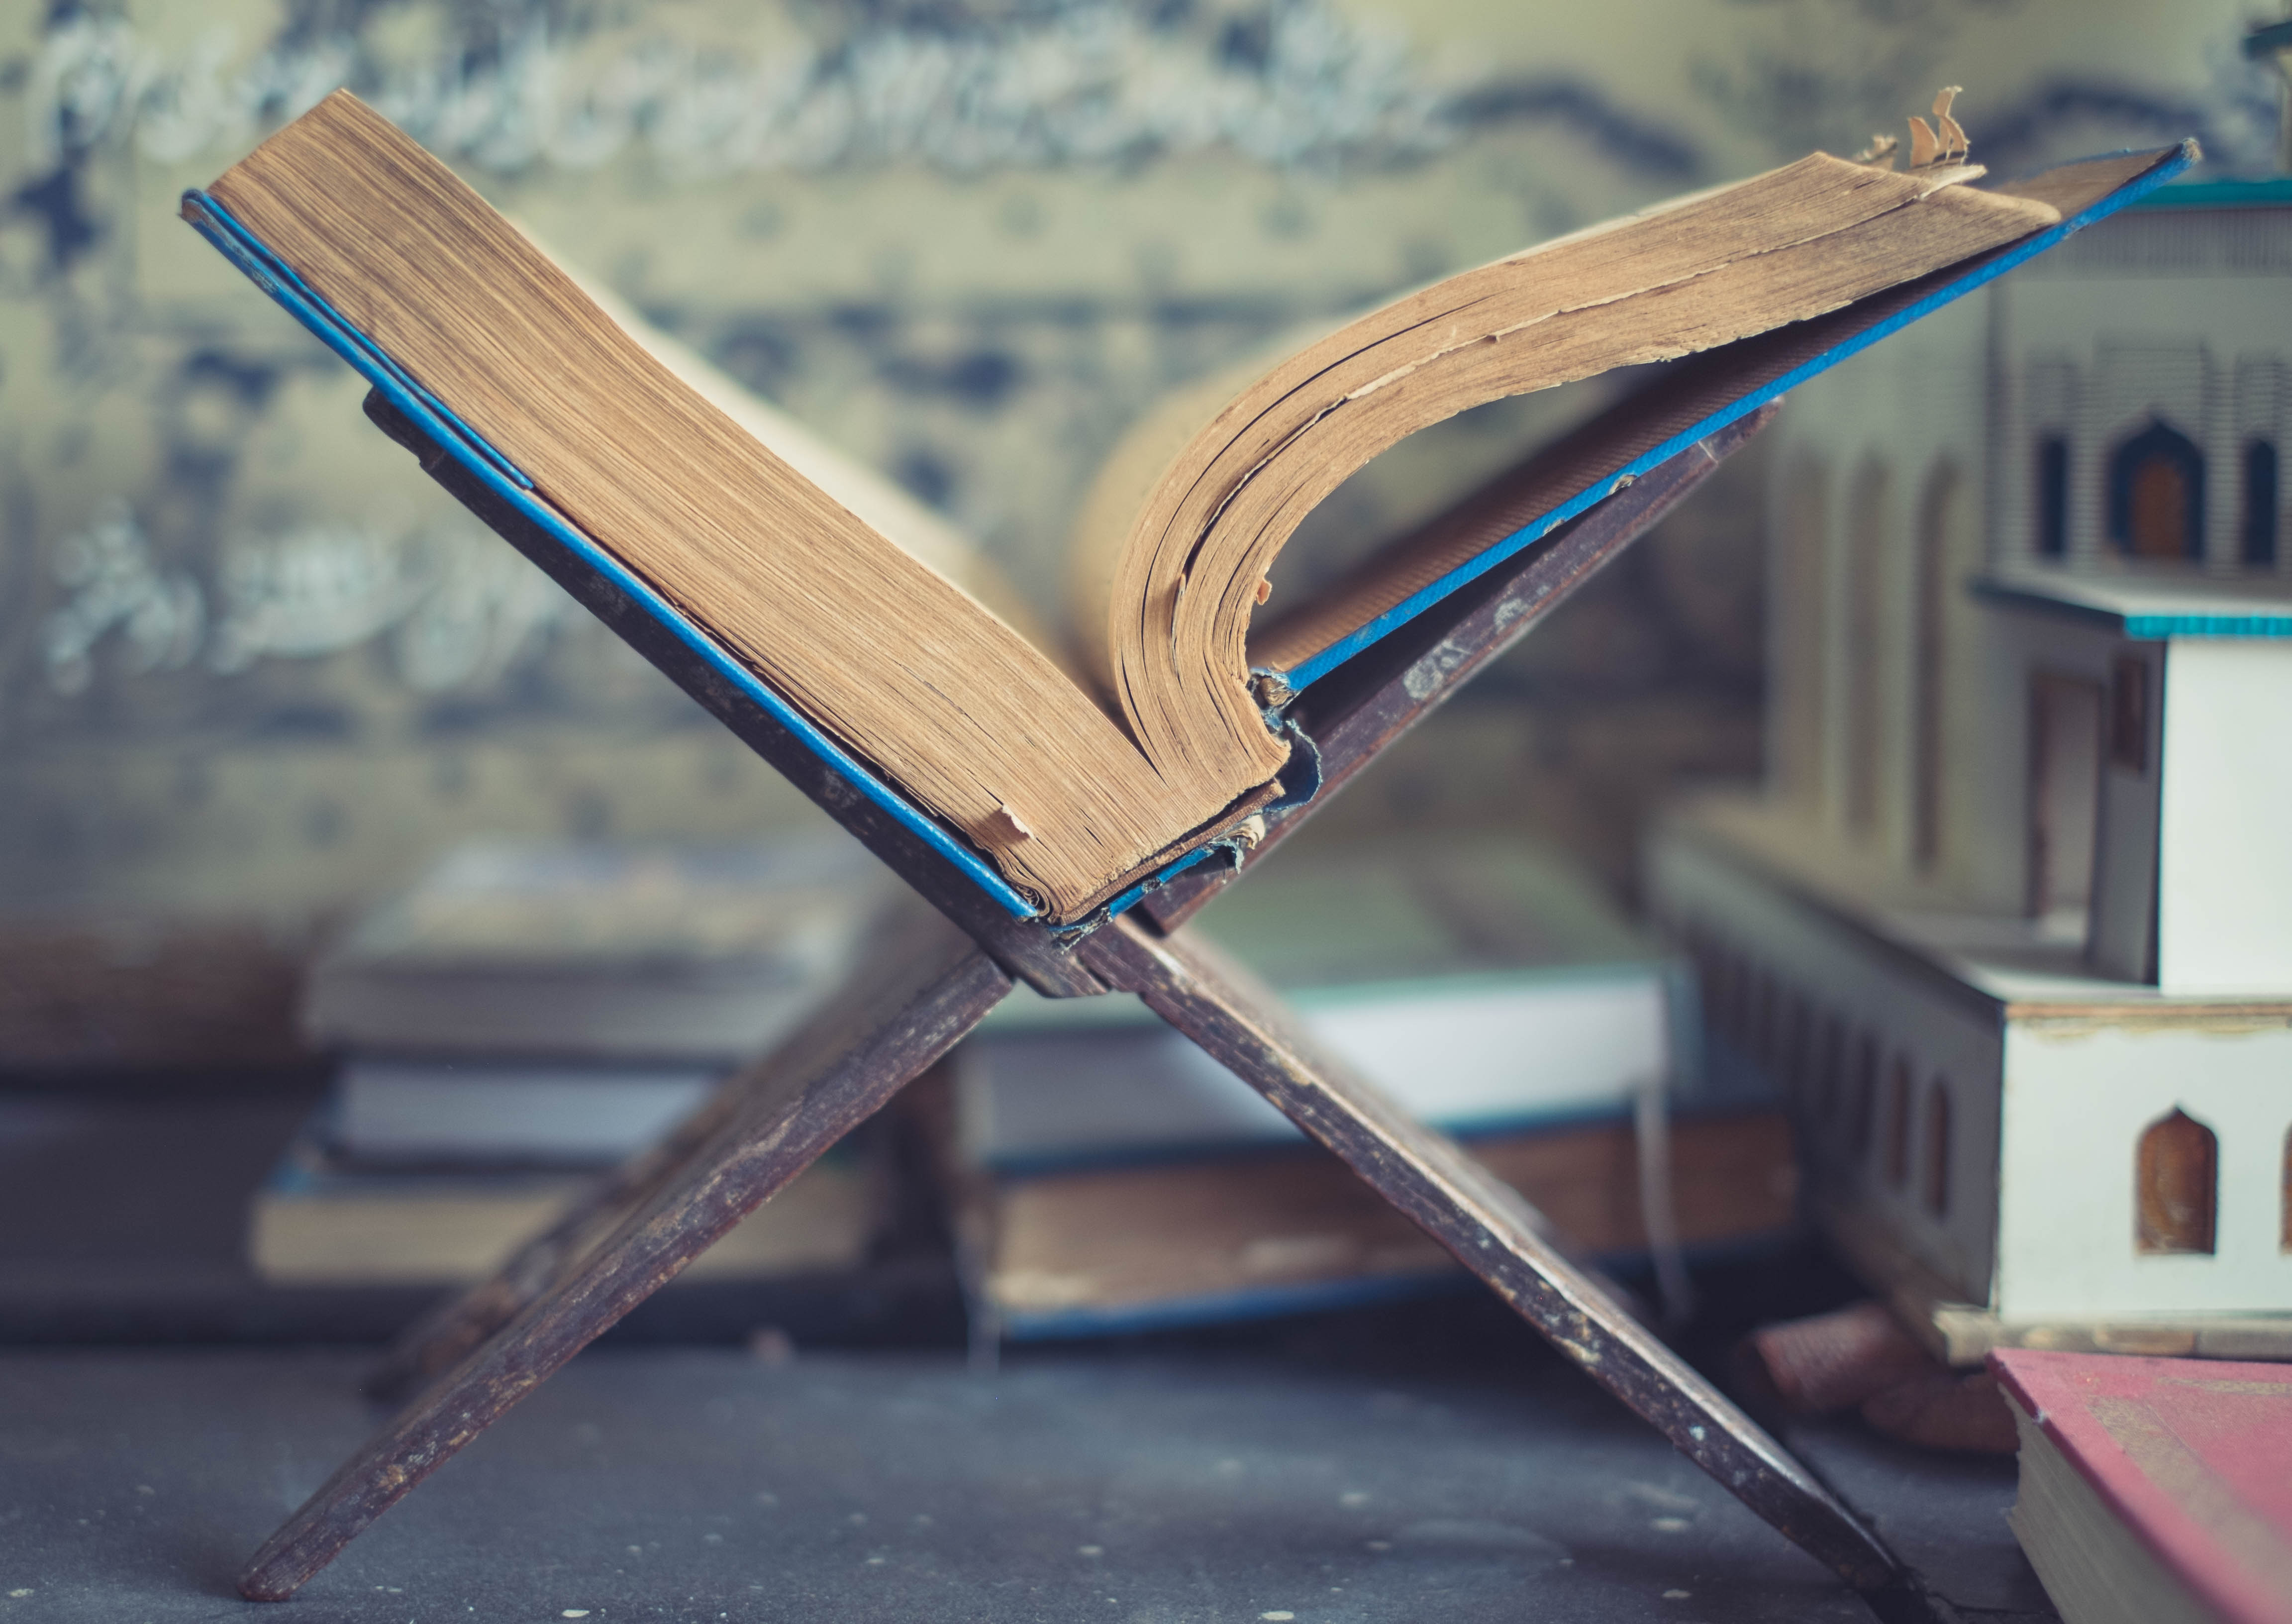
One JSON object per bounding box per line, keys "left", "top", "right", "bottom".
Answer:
{"left": 1645, "top": 143, "right": 2292, "bottom": 1362}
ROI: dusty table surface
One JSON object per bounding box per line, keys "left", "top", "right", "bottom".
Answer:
{"left": 1784, "top": 1417, "right": 2054, "bottom": 1623}
{"left": 0, "top": 1090, "right": 963, "bottom": 1347}
{"left": 0, "top": 1341, "right": 1882, "bottom": 1624}
{"left": 0, "top": 1087, "right": 2051, "bottom": 1623}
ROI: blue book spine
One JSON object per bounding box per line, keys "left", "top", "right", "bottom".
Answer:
{"left": 181, "top": 141, "right": 2192, "bottom": 919}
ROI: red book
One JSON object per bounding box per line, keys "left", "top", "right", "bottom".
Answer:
{"left": 1991, "top": 1349, "right": 2292, "bottom": 1624}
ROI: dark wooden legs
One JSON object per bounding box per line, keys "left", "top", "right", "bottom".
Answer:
{"left": 1080, "top": 915, "right": 1899, "bottom": 1593}
{"left": 364, "top": 1048, "right": 785, "bottom": 1403}
{"left": 244, "top": 896, "right": 1896, "bottom": 1600}
{"left": 252, "top": 348, "right": 1893, "bottom": 1602}
{"left": 237, "top": 908, "right": 1011, "bottom": 1602}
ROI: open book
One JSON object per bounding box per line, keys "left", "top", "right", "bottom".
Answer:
{"left": 185, "top": 93, "right": 2191, "bottom": 922}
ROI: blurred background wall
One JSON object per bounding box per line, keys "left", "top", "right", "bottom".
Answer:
{"left": 0, "top": 0, "right": 2271, "bottom": 1042}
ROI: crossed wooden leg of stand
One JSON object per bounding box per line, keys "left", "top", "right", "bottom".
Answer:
{"left": 237, "top": 902, "right": 1896, "bottom": 1602}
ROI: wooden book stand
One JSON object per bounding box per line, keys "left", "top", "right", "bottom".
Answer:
{"left": 235, "top": 394, "right": 1901, "bottom": 1602}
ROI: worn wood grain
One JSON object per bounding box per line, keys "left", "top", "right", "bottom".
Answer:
{"left": 237, "top": 906, "right": 1011, "bottom": 1602}
{"left": 359, "top": 1073, "right": 747, "bottom": 1402}
{"left": 1078, "top": 913, "right": 1898, "bottom": 1592}
{"left": 359, "top": 900, "right": 964, "bottom": 1402}
{"left": 1139, "top": 405, "right": 1776, "bottom": 933}
{"left": 251, "top": 387, "right": 1906, "bottom": 1607}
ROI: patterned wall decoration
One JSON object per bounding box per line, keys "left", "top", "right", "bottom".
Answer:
{"left": 0, "top": 0, "right": 2271, "bottom": 927}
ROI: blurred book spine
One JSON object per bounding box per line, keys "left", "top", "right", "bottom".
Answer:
{"left": 250, "top": 1114, "right": 880, "bottom": 1287}
{"left": 963, "top": 1109, "right": 1796, "bottom": 1340}
{"left": 943, "top": 832, "right": 1793, "bottom": 1339}
{"left": 304, "top": 834, "right": 885, "bottom": 1066}
{"left": 254, "top": 833, "right": 891, "bottom": 1288}
{"left": 1994, "top": 1349, "right": 2292, "bottom": 1624}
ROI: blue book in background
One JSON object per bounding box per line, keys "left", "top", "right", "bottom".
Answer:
{"left": 943, "top": 831, "right": 1795, "bottom": 1340}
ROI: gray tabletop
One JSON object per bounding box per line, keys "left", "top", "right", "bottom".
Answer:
{"left": 2, "top": 1342, "right": 1893, "bottom": 1624}
{"left": 0, "top": 1085, "right": 2054, "bottom": 1623}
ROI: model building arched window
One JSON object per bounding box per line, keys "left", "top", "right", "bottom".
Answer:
{"left": 1924, "top": 1079, "right": 1952, "bottom": 1217}
{"left": 1912, "top": 461, "right": 1961, "bottom": 869}
{"left": 1816, "top": 1015, "right": 1848, "bottom": 1132}
{"left": 1726, "top": 964, "right": 1750, "bottom": 1056}
{"left": 1845, "top": 459, "right": 1891, "bottom": 833}
{"left": 1849, "top": 1034, "right": 1880, "bottom": 1163}
{"left": 2107, "top": 421, "right": 2204, "bottom": 561}
{"left": 1785, "top": 994, "right": 1815, "bottom": 1107}
{"left": 2136, "top": 1108, "right": 2217, "bottom": 1255}
{"left": 2035, "top": 435, "right": 2070, "bottom": 558}
{"left": 1776, "top": 455, "right": 1830, "bottom": 808}
{"left": 1714, "top": 948, "right": 1743, "bottom": 1048}
{"left": 2243, "top": 439, "right": 2278, "bottom": 567}
{"left": 1686, "top": 928, "right": 1721, "bottom": 1037}
{"left": 1884, "top": 1058, "right": 1914, "bottom": 1189}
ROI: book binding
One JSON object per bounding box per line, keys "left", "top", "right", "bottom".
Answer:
{"left": 181, "top": 139, "right": 2194, "bottom": 919}
{"left": 1278, "top": 142, "right": 2196, "bottom": 690}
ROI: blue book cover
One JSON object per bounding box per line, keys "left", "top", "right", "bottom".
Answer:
{"left": 180, "top": 103, "right": 2194, "bottom": 925}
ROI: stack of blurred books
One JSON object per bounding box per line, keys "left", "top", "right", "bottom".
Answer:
{"left": 252, "top": 836, "right": 891, "bottom": 1288}
{"left": 253, "top": 827, "right": 1797, "bottom": 1339}
{"left": 943, "top": 832, "right": 1796, "bottom": 1340}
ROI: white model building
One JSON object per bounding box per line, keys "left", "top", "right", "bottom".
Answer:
{"left": 1645, "top": 167, "right": 2292, "bottom": 1362}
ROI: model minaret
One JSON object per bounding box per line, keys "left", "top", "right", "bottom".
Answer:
{"left": 1647, "top": 88, "right": 2292, "bottom": 1364}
